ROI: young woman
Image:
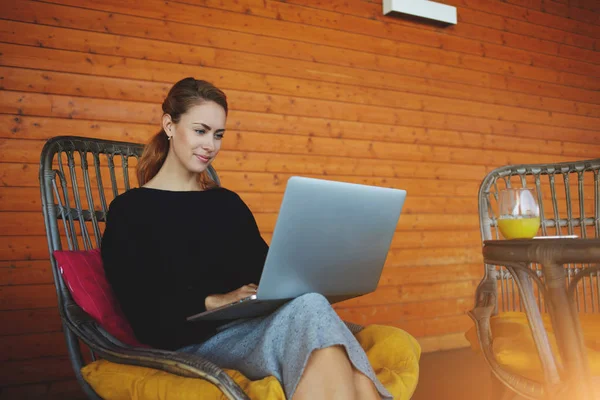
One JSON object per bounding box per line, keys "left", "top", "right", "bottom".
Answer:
{"left": 101, "top": 77, "right": 391, "bottom": 400}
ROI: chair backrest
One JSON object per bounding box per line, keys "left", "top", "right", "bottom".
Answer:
{"left": 478, "top": 158, "right": 600, "bottom": 314}
{"left": 39, "top": 136, "right": 220, "bottom": 397}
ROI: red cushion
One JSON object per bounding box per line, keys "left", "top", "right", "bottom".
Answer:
{"left": 53, "top": 249, "right": 147, "bottom": 347}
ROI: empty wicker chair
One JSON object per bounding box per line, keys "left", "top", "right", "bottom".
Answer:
{"left": 466, "top": 158, "right": 600, "bottom": 400}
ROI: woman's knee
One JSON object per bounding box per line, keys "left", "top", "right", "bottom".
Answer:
{"left": 305, "top": 346, "right": 353, "bottom": 374}
{"left": 279, "top": 293, "right": 340, "bottom": 336}
{"left": 290, "top": 292, "right": 330, "bottom": 308}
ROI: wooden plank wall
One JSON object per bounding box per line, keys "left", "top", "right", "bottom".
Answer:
{"left": 1, "top": 0, "right": 600, "bottom": 397}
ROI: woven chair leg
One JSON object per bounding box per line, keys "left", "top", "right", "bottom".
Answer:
{"left": 490, "top": 373, "right": 523, "bottom": 400}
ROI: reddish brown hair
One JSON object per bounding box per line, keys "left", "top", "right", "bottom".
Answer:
{"left": 137, "top": 78, "right": 228, "bottom": 188}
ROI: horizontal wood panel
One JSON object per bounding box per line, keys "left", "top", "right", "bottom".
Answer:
{"left": 3, "top": 167, "right": 594, "bottom": 211}
{"left": 2, "top": 5, "right": 599, "bottom": 107}
{"left": 0, "top": 131, "right": 595, "bottom": 178}
{"left": 0, "top": 136, "right": 524, "bottom": 176}
{"left": 0, "top": 357, "right": 77, "bottom": 386}
{"left": 335, "top": 297, "right": 473, "bottom": 323}
{"left": 0, "top": 260, "right": 53, "bottom": 285}
{"left": 2, "top": 15, "right": 599, "bottom": 119}
{"left": 0, "top": 0, "right": 495, "bottom": 89}
{"left": 0, "top": 163, "right": 593, "bottom": 209}
{"left": 341, "top": 279, "right": 480, "bottom": 307}
{"left": 172, "top": 0, "right": 600, "bottom": 79}
{"left": 14, "top": 0, "right": 593, "bottom": 106}
{"left": 1, "top": 163, "right": 591, "bottom": 212}
{"left": 0, "top": 286, "right": 479, "bottom": 337}
{"left": 3, "top": 111, "right": 599, "bottom": 160}
{"left": 0, "top": 186, "right": 43, "bottom": 212}
{"left": 568, "top": 0, "right": 600, "bottom": 12}
{"left": 0, "top": 316, "right": 469, "bottom": 384}
{"left": 0, "top": 229, "right": 484, "bottom": 271}
{"left": 0, "top": 379, "right": 86, "bottom": 400}
{"left": 473, "top": 0, "right": 600, "bottom": 38}
{"left": 0, "top": 231, "right": 484, "bottom": 264}
{"left": 488, "top": 73, "right": 600, "bottom": 109}
{"left": 389, "top": 313, "right": 473, "bottom": 338}
{"left": 0, "top": 284, "right": 58, "bottom": 310}
{"left": 2, "top": 89, "right": 597, "bottom": 148}
{"left": 0, "top": 163, "right": 483, "bottom": 196}
{"left": 380, "top": 263, "right": 483, "bottom": 286}
{"left": 0, "top": 331, "right": 67, "bottom": 362}
{"left": 0, "top": 186, "right": 481, "bottom": 215}
{"left": 0, "top": 254, "right": 484, "bottom": 286}
{"left": 311, "top": 0, "right": 600, "bottom": 45}
{"left": 417, "top": 332, "right": 470, "bottom": 352}
{"left": 285, "top": 0, "right": 600, "bottom": 64}
{"left": 31, "top": 0, "right": 600, "bottom": 91}
{"left": 0, "top": 210, "right": 482, "bottom": 237}
{"left": 0, "top": 299, "right": 472, "bottom": 361}
{"left": 2, "top": 44, "right": 600, "bottom": 132}
{"left": 0, "top": 383, "right": 48, "bottom": 400}
{"left": 1, "top": 274, "right": 481, "bottom": 313}
{"left": 0, "top": 308, "right": 62, "bottom": 335}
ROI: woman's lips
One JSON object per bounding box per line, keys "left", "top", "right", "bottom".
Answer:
{"left": 195, "top": 154, "right": 210, "bottom": 163}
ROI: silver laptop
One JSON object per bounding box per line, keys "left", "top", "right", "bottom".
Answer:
{"left": 187, "top": 176, "right": 406, "bottom": 321}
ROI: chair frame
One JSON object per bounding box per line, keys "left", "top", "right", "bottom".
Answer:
{"left": 39, "top": 136, "right": 249, "bottom": 400}
{"left": 40, "top": 136, "right": 364, "bottom": 399}
{"left": 469, "top": 158, "right": 600, "bottom": 399}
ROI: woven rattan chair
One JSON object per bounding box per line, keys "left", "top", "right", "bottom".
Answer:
{"left": 40, "top": 136, "right": 367, "bottom": 399}
{"left": 470, "top": 158, "right": 600, "bottom": 400}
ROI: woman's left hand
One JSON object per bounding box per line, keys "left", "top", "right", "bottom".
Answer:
{"left": 204, "top": 283, "right": 258, "bottom": 310}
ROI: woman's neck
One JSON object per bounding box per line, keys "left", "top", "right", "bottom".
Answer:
{"left": 144, "top": 151, "right": 203, "bottom": 191}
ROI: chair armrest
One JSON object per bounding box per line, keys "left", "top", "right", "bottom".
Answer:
{"left": 470, "top": 274, "right": 545, "bottom": 399}
{"left": 469, "top": 301, "right": 545, "bottom": 399}
{"left": 63, "top": 303, "right": 250, "bottom": 400}
{"left": 344, "top": 321, "right": 364, "bottom": 334}
{"left": 568, "top": 265, "right": 600, "bottom": 299}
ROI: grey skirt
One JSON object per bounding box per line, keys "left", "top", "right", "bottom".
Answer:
{"left": 179, "top": 293, "right": 392, "bottom": 399}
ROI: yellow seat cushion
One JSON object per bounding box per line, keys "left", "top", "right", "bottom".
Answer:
{"left": 82, "top": 324, "right": 420, "bottom": 400}
{"left": 465, "top": 311, "right": 600, "bottom": 382}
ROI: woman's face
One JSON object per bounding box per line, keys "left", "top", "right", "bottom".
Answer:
{"left": 163, "top": 101, "right": 227, "bottom": 174}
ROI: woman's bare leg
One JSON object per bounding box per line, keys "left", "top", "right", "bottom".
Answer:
{"left": 292, "top": 346, "right": 356, "bottom": 400}
{"left": 353, "top": 368, "right": 381, "bottom": 400}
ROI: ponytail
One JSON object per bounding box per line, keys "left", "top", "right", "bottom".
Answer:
{"left": 137, "top": 130, "right": 169, "bottom": 186}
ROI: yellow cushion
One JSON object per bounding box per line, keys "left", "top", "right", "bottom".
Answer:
{"left": 82, "top": 324, "right": 420, "bottom": 400}
{"left": 81, "top": 362, "right": 284, "bottom": 400}
{"left": 465, "top": 311, "right": 600, "bottom": 382}
{"left": 356, "top": 325, "right": 421, "bottom": 400}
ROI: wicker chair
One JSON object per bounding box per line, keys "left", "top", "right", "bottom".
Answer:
{"left": 40, "top": 136, "right": 369, "bottom": 399}
{"left": 470, "top": 158, "right": 600, "bottom": 400}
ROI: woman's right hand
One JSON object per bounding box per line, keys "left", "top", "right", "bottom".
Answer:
{"left": 204, "top": 284, "right": 258, "bottom": 311}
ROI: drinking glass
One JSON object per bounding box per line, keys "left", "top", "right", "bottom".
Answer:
{"left": 497, "top": 188, "right": 541, "bottom": 239}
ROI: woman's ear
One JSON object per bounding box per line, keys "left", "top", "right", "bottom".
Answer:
{"left": 162, "top": 114, "right": 174, "bottom": 138}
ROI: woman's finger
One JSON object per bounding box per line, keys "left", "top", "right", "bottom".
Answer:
{"left": 235, "top": 286, "right": 255, "bottom": 295}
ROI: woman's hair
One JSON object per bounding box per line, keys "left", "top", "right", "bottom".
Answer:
{"left": 137, "top": 77, "right": 228, "bottom": 188}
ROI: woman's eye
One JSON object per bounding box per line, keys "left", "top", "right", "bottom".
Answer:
{"left": 215, "top": 133, "right": 225, "bottom": 140}
{"left": 195, "top": 129, "right": 206, "bottom": 135}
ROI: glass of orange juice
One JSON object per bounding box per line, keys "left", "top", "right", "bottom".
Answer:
{"left": 497, "top": 188, "right": 541, "bottom": 239}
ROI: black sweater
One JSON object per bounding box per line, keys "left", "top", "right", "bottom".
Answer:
{"left": 101, "top": 187, "right": 269, "bottom": 350}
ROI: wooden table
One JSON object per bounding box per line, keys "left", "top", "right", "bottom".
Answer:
{"left": 483, "top": 238, "right": 600, "bottom": 400}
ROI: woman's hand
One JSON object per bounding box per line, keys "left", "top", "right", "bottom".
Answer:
{"left": 205, "top": 284, "right": 258, "bottom": 311}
